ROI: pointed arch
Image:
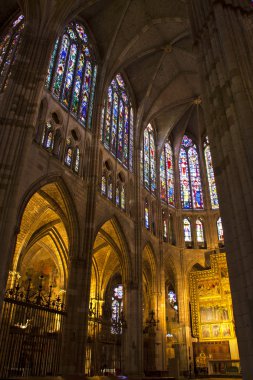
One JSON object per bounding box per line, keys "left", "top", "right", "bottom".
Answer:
{"left": 45, "top": 20, "right": 97, "bottom": 129}
{"left": 93, "top": 217, "right": 132, "bottom": 288}
{"left": 142, "top": 243, "right": 158, "bottom": 293}
{"left": 9, "top": 177, "right": 79, "bottom": 298}
{"left": 179, "top": 135, "right": 204, "bottom": 209}
{"left": 14, "top": 176, "right": 80, "bottom": 261}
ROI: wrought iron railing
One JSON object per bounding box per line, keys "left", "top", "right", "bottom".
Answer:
{"left": 0, "top": 277, "right": 66, "bottom": 378}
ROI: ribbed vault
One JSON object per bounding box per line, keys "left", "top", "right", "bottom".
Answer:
{"left": 12, "top": 183, "right": 70, "bottom": 295}
{"left": 90, "top": 219, "right": 129, "bottom": 302}
{"left": 2, "top": 0, "right": 205, "bottom": 148}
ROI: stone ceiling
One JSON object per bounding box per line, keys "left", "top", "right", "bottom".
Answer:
{"left": 78, "top": 0, "right": 204, "bottom": 146}
{"left": 1, "top": 0, "right": 205, "bottom": 147}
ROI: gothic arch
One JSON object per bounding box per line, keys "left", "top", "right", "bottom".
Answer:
{"left": 91, "top": 217, "right": 132, "bottom": 302}
{"left": 9, "top": 177, "right": 80, "bottom": 294}
{"left": 142, "top": 243, "right": 157, "bottom": 294}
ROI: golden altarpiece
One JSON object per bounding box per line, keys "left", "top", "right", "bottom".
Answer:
{"left": 190, "top": 253, "right": 240, "bottom": 374}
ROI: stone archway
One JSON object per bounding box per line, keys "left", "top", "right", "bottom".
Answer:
{"left": 86, "top": 218, "right": 130, "bottom": 376}
{"left": 0, "top": 182, "right": 74, "bottom": 378}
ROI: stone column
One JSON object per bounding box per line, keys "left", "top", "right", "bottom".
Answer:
{"left": 0, "top": 1, "right": 71, "bottom": 304}
{"left": 176, "top": 254, "right": 191, "bottom": 377}
{"left": 0, "top": 1, "right": 100, "bottom": 375}
{"left": 122, "top": 146, "right": 144, "bottom": 377}
{"left": 188, "top": 1, "right": 253, "bottom": 378}
{"left": 61, "top": 83, "right": 106, "bottom": 374}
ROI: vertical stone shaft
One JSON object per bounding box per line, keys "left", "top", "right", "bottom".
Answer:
{"left": 0, "top": 13, "right": 58, "bottom": 301}
{"left": 188, "top": 1, "right": 253, "bottom": 378}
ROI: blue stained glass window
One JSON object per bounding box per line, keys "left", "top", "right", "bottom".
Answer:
{"left": 204, "top": 137, "right": 219, "bottom": 209}
{"left": 65, "top": 139, "right": 73, "bottom": 167}
{"left": 144, "top": 200, "right": 150, "bottom": 229}
{"left": 46, "top": 21, "right": 97, "bottom": 129}
{"left": 0, "top": 14, "right": 24, "bottom": 92}
{"left": 143, "top": 124, "right": 156, "bottom": 193}
{"left": 63, "top": 139, "right": 81, "bottom": 173}
{"left": 42, "top": 122, "right": 54, "bottom": 150}
{"left": 179, "top": 149, "right": 191, "bottom": 209}
{"left": 62, "top": 44, "right": 77, "bottom": 107}
{"left": 183, "top": 218, "right": 192, "bottom": 242}
{"left": 111, "top": 93, "right": 119, "bottom": 156}
{"left": 100, "top": 73, "right": 133, "bottom": 171}
{"left": 168, "top": 289, "right": 178, "bottom": 311}
{"left": 116, "top": 185, "right": 120, "bottom": 206}
{"left": 179, "top": 135, "right": 204, "bottom": 209}
{"left": 160, "top": 140, "right": 174, "bottom": 205}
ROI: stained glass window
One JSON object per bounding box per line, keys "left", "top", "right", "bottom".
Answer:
{"left": 160, "top": 140, "right": 174, "bottom": 205}
{"left": 217, "top": 217, "right": 224, "bottom": 241}
{"left": 163, "top": 213, "right": 168, "bottom": 241}
{"left": 144, "top": 200, "right": 150, "bottom": 229}
{"left": 101, "top": 174, "right": 106, "bottom": 195}
{"left": 108, "top": 176, "right": 113, "bottom": 200}
{"left": 204, "top": 137, "right": 219, "bottom": 209}
{"left": 65, "top": 139, "right": 72, "bottom": 167}
{"left": 46, "top": 21, "right": 97, "bottom": 129}
{"left": 116, "top": 185, "right": 120, "bottom": 206}
{"left": 183, "top": 218, "right": 192, "bottom": 242}
{"left": 121, "top": 186, "right": 125, "bottom": 210}
{"left": 143, "top": 124, "right": 156, "bottom": 193}
{"left": 42, "top": 122, "right": 54, "bottom": 150}
{"left": 0, "top": 15, "right": 24, "bottom": 92}
{"left": 168, "top": 289, "right": 178, "bottom": 311}
{"left": 196, "top": 219, "right": 204, "bottom": 242}
{"left": 111, "top": 284, "right": 123, "bottom": 334}
{"left": 179, "top": 135, "right": 204, "bottom": 209}
{"left": 100, "top": 74, "right": 133, "bottom": 170}
{"left": 74, "top": 147, "right": 80, "bottom": 173}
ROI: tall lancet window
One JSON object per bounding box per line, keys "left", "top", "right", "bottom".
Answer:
{"left": 196, "top": 218, "right": 204, "bottom": 243}
{"left": 217, "top": 217, "right": 224, "bottom": 241}
{"left": 111, "top": 284, "right": 123, "bottom": 334}
{"left": 204, "top": 137, "right": 219, "bottom": 209}
{"left": 143, "top": 124, "right": 156, "bottom": 193}
{"left": 46, "top": 21, "right": 97, "bottom": 128}
{"left": 144, "top": 200, "right": 150, "bottom": 230}
{"left": 0, "top": 15, "right": 24, "bottom": 92}
{"left": 108, "top": 176, "right": 113, "bottom": 200}
{"left": 183, "top": 218, "right": 192, "bottom": 242}
{"left": 179, "top": 135, "right": 204, "bottom": 209}
{"left": 100, "top": 74, "right": 133, "bottom": 170}
{"left": 160, "top": 140, "right": 174, "bottom": 205}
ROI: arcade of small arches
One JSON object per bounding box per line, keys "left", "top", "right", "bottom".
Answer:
{"left": 0, "top": 2, "right": 251, "bottom": 379}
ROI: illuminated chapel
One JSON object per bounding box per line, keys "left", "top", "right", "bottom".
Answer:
{"left": 0, "top": 1, "right": 252, "bottom": 379}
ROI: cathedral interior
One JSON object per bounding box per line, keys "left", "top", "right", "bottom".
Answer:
{"left": 0, "top": 0, "right": 252, "bottom": 379}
